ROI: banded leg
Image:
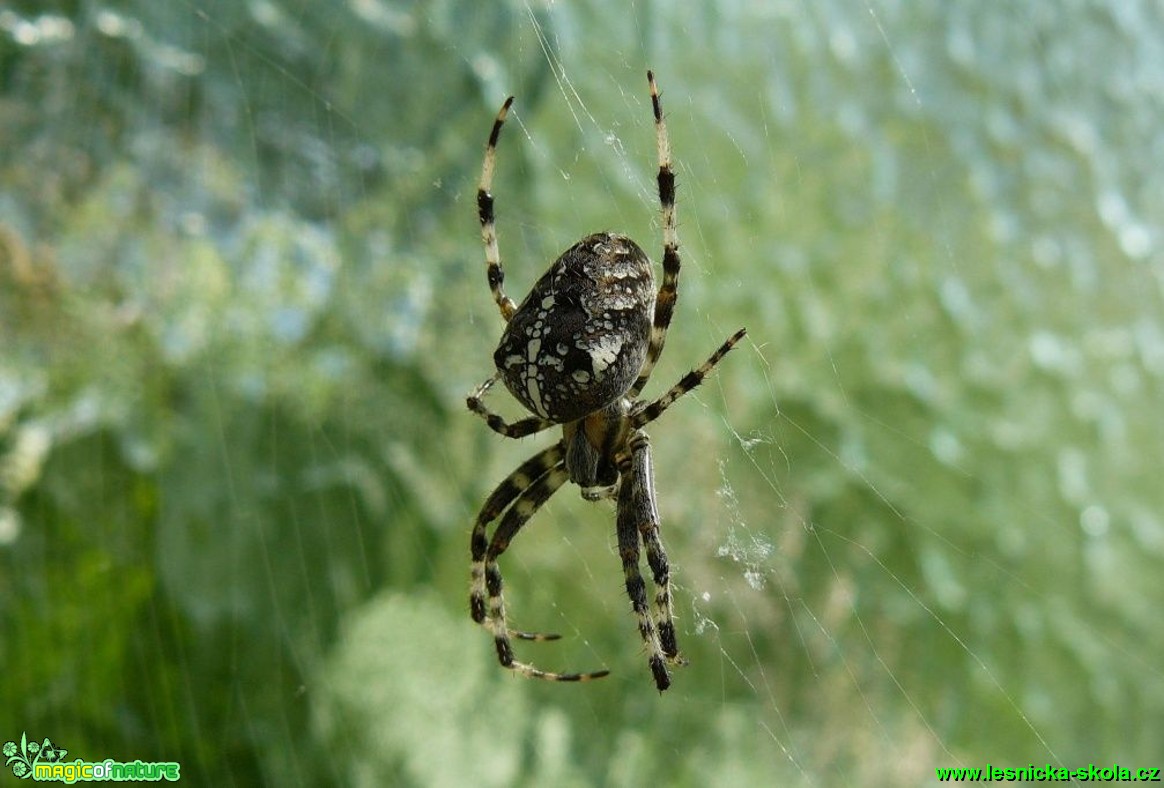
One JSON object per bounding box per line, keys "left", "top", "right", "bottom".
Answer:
{"left": 485, "top": 464, "right": 611, "bottom": 682}
{"left": 624, "top": 431, "right": 681, "bottom": 660}
{"left": 467, "top": 375, "right": 557, "bottom": 439}
{"left": 478, "top": 96, "right": 518, "bottom": 321}
{"left": 616, "top": 444, "right": 670, "bottom": 691}
{"left": 632, "top": 327, "right": 747, "bottom": 429}
{"left": 470, "top": 443, "right": 565, "bottom": 628}
{"left": 630, "top": 70, "right": 681, "bottom": 398}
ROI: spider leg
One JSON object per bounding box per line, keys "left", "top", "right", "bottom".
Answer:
{"left": 632, "top": 327, "right": 747, "bottom": 430}
{"left": 616, "top": 436, "right": 672, "bottom": 691}
{"left": 467, "top": 375, "right": 557, "bottom": 439}
{"left": 471, "top": 443, "right": 565, "bottom": 633}
{"left": 478, "top": 96, "right": 518, "bottom": 321}
{"left": 623, "top": 432, "right": 683, "bottom": 661}
{"left": 630, "top": 71, "right": 681, "bottom": 399}
{"left": 484, "top": 463, "right": 610, "bottom": 683}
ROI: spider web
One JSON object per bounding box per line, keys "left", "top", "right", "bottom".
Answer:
{"left": 2, "top": 1, "right": 1162, "bottom": 785}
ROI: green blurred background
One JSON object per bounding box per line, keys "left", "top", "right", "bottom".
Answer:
{"left": 2, "top": 1, "right": 1161, "bottom": 784}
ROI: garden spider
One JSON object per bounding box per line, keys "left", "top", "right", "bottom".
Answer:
{"left": 467, "top": 71, "right": 745, "bottom": 691}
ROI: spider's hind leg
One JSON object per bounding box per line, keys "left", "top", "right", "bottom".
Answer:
{"left": 467, "top": 375, "right": 557, "bottom": 439}
{"left": 631, "top": 327, "right": 747, "bottom": 430}
{"left": 630, "top": 70, "right": 681, "bottom": 398}
{"left": 478, "top": 96, "right": 519, "bottom": 321}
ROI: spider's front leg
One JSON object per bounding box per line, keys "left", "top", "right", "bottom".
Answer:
{"left": 471, "top": 444, "right": 610, "bottom": 683}
{"left": 617, "top": 431, "right": 681, "bottom": 691}
{"left": 470, "top": 444, "right": 565, "bottom": 628}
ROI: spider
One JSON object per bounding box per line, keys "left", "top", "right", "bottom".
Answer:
{"left": 467, "top": 71, "right": 745, "bottom": 692}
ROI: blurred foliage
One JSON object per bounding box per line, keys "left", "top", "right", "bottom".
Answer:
{"left": 2, "top": 0, "right": 1162, "bottom": 785}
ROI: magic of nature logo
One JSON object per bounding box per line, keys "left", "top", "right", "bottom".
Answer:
{"left": 3, "top": 732, "right": 180, "bottom": 782}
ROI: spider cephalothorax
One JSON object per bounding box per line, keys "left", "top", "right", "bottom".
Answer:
{"left": 467, "top": 71, "right": 745, "bottom": 691}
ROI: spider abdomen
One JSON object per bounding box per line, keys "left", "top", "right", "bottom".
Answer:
{"left": 494, "top": 232, "right": 655, "bottom": 423}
